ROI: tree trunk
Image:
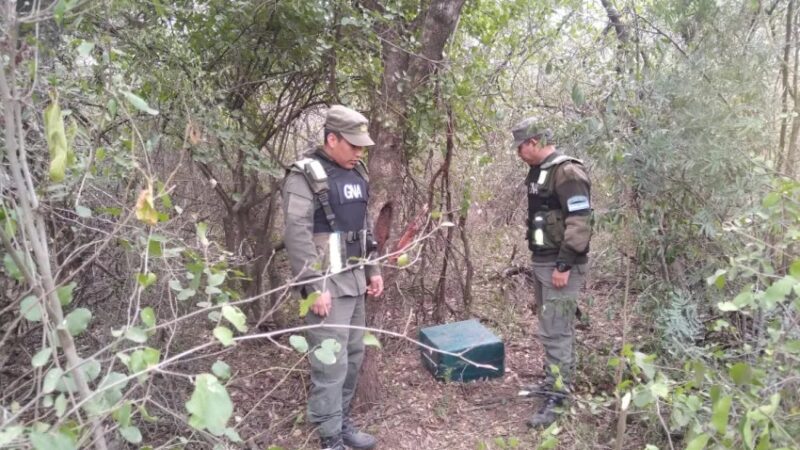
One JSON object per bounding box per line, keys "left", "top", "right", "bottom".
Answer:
{"left": 356, "top": 0, "right": 467, "bottom": 410}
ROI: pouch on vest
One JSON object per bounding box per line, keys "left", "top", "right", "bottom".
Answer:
{"left": 528, "top": 210, "right": 564, "bottom": 252}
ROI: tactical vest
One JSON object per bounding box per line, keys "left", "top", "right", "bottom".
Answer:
{"left": 525, "top": 155, "right": 583, "bottom": 254}
{"left": 291, "top": 150, "right": 371, "bottom": 262}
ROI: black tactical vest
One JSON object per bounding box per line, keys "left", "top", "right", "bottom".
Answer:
{"left": 525, "top": 154, "right": 582, "bottom": 254}
{"left": 310, "top": 154, "right": 368, "bottom": 259}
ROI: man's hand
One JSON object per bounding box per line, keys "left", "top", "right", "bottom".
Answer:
{"left": 552, "top": 269, "right": 570, "bottom": 289}
{"left": 310, "top": 291, "right": 333, "bottom": 317}
{"left": 367, "top": 275, "right": 384, "bottom": 297}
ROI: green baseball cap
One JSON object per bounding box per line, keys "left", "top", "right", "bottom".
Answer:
{"left": 511, "top": 117, "right": 552, "bottom": 150}
{"left": 325, "top": 105, "right": 375, "bottom": 147}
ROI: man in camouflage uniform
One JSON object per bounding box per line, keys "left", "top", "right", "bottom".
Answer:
{"left": 283, "top": 105, "right": 384, "bottom": 450}
{"left": 511, "top": 117, "right": 592, "bottom": 428}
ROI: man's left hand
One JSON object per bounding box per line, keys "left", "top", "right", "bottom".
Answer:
{"left": 367, "top": 275, "right": 384, "bottom": 297}
{"left": 552, "top": 269, "right": 570, "bottom": 289}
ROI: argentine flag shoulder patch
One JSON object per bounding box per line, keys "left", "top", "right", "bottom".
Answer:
{"left": 566, "top": 195, "right": 591, "bottom": 212}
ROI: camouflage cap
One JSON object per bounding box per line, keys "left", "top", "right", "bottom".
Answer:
{"left": 511, "top": 117, "right": 552, "bottom": 150}
{"left": 325, "top": 105, "right": 375, "bottom": 147}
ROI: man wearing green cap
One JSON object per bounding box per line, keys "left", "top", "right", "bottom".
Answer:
{"left": 511, "top": 117, "right": 592, "bottom": 428}
{"left": 283, "top": 105, "right": 383, "bottom": 450}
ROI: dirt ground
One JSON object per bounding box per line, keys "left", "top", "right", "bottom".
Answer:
{"left": 218, "top": 279, "right": 632, "bottom": 450}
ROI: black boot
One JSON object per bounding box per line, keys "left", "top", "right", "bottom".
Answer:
{"left": 320, "top": 434, "right": 345, "bottom": 450}
{"left": 342, "top": 415, "right": 377, "bottom": 449}
{"left": 527, "top": 395, "right": 565, "bottom": 428}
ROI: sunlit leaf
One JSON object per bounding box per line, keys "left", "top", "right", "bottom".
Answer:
{"left": 299, "top": 291, "right": 319, "bottom": 317}
{"left": 135, "top": 187, "right": 159, "bottom": 226}
{"left": 397, "top": 253, "right": 410, "bottom": 267}
{"left": 711, "top": 396, "right": 731, "bottom": 435}
{"left": 122, "top": 90, "right": 159, "bottom": 115}
{"left": 32, "top": 348, "right": 52, "bottom": 368}
{"left": 20, "top": 295, "right": 43, "bottom": 322}
{"left": 137, "top": 272, "right": 157, "bottom": 288}
{"left": 57, "top": 282, "right": 76, "bottom": 306}
{"left": 119, "top": 426, "right": 142, "bottom": 444}
{"left": 65, "top": 308, "right": 91, "bottom": 336}
{"left": 125, "top": 326, "right": 148, "bottom": 343}
{"left": 221, "top": 304, "right": 247, "bottom": 332}
{"left": 214, "top": 326, "right": 234, "bottom": 347}
{"left": 685, "top": 433, "right": 710, "bottom": 450}
{"left": 289, "top": 335, "right": 309, "bottom": 353}
{"left": 29, "top": 430, "right": 77, "bottom": 450}
{"left": 212, "top": 360, "right": 231, "bottom": 380}
{"left": 186, "top": 374, "right": 233, "bottom": 436}
{"left": 363, "top": 331, "right": 381, "bottom": 348}
{"left": 44, "top": 95, "right": 71, "bottom": 182}
{"left": 140, "top": 307, "right": 156, "bottom": 328}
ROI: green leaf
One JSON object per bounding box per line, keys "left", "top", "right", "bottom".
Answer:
{"left": 20, "top": 295, "right": 43, "bottom": 322}
{"left": 169, "top": 279, "right": 182, "bottom": 291}
{"left": 212, "top": 360, "right": 231, "bottom": 380}
{"left": 112, "top": 402, "right": 132, "bottom": 426}
{"left": 140, "top": 307, "right": 156, "bottom": 328}
{"left": 717, "top": 302, "right": 739, "bottom": 312}
{"left": 0, "top": 426, "right": 23, "bottom": 446}
{"left": 221, "top": 304, "right": 248, "bottom": 332}
{"left": 44, "top": 96, "right": 71, "bottom": 182}
{"left": 207, "top": 272, "right": 225, "bottom": 287}
{"left": 147, "top": 238, "right": 163, "bottom": 257}
{"left": 54, "top": 394, "right": 67, "bottom": 417}
{"left": 706, "top": 269, "right": 727, "bottom": 289}
{"left": 397, "top": 253, "right": 410, "bottom": 267}
{"left": 314, "top": 347, "right": 337, "bottom": 365}
{"left": 196, "top": 222, "right": 209, "bottom": 247}
{"left": 363, "top": 331, "right": 382, "bottom": 348}
{"left": 65, "top": 308, "right": 91, "bottom": 336}
{"left": 137, "top": 272, "right": 157, "bottom": 288}
{"left": 75, "top": 205, "right": 92, "bottom": 218}
{"left": 76, "top": 41, "right": 94, "bottom": 57}
{"left": 135, "top": 187, "right": 159, "bottom": 226}
{"left": 685, "top": 433, "right": 710, "bottom": 450}
{"left": 225, "top": 427, "right": 243, "bottom": 443}
{"left": 650, "top": 380, "right": 669, "bottom": 398}
{"left": 177, "top": 288, "right": 196, "bottom": 301}
{"left": 56, "top": 282, "right": 76, "bottom": 306}
{"left": 125, "top": 326, "right": 148, "bottom": 343}
{"left": 43, "top": 368, "right": 64, "bottom": 394}
{"left": 711, "top": 396, "right": 732, "bottom": 435}
{"left": 762, "top": 191, "right": 781, "bottom": 207}
{"left": 29, "top": 430, "right": 77, "bottom": 450}
{"left": 32, "top": 347, "right": 52, "bottom": 367}
{"left": 571, "top": 83, "right": 585, "bottom": 106}
{"left": 119, "top": 426, "right": 142, "bottom": 444}
{"left": 789, "top": 259, "right": 800, "bottom": 278}
{"left": 214, "top": 326, "right": 234, "bottom": 347}
{"left": 289, "top": 335, "right": 309, "bottom": 353}
{"left": 763, "top": 276, "right": 795, "bottom": 308}
{"left": 128, "top": 347, "right": 160, "bottom": 374}
{"left": 321, "top": 338, "right": 342, "bottom": 353}
{"left": 633, "top": 352, "right": 656, "bottom": 379}
{"left": 299, "top": 291, "right": 319, "bottom": 317}
{"left": 139, "top": 404, "right": 158, "bottom": 423}
{"left": 633, "top": 388, "right": 653, "bottom": 407}
{"left": 122, "top": 90, "right": 159, "bottom": 115}
{"left": 729, "top": 362, "right": 753, "bottom": 385}
{"left": 186, "top": 373, "right": 233, "bottom": 436}
{"left": 4, "top": 253, "right": 24, "bottom": 281}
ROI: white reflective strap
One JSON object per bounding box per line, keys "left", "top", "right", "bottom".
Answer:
{"left": 328, "top": 232, "right": 343, "bottom": 273}
{"left": 537, "top": 170, "right": 549, "bottom": 185}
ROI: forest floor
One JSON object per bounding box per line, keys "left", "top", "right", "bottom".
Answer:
{"left": 212, "top": 276, "right": 648, "bottom": 450}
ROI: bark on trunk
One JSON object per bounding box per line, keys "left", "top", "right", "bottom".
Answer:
{"left": 355, "top": 0, "right": 466, "bottom": 410}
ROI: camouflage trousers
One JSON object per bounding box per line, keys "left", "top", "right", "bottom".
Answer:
{"left": 305, "top": 294, "right": 366, "bottom": 438}
{"left": 532, "top": 262, "right": 587, "bottom": 388}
